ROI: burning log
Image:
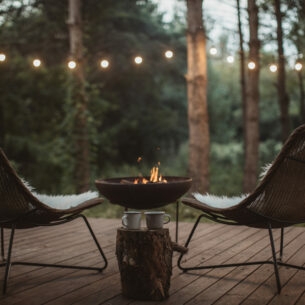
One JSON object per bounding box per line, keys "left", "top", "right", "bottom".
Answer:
{"left": 120, "top": 179, "right": 134, "bottom": 184}
{"left": 119, "top": 165, "right": 167, "bottom": 185}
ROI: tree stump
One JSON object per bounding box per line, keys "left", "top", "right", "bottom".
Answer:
{"left": 116, "top": 228, "right": 173, "bottom": 301}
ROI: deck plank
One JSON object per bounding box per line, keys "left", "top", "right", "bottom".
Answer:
{"left": 1, "top": 218, "right": 305, "bottom": 305}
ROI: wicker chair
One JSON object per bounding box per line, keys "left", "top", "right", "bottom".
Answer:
{"left": 178, "top": 124, "right": 305, "bottom": 293}
{"left": 0, "top": 148, "right": 108, "bottom": 294}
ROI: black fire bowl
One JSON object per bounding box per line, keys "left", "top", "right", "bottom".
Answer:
{"left": 95, "top": 176, "right": 192, "bottom": 209}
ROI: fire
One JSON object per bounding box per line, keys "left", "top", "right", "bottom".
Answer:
{"left": 134, "top": 177, "right": 149, "bottom": 184}
{"left": 134, "top": 165, "right": 167, "bottom": 184}
{"left": 150, "top": 166, "right": 163, "bottom": 182}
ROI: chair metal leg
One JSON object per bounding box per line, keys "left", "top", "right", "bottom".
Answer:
{"left": 175, "top": 201, "right": 179, "bottom": 243}
{"left": 177, "top": 214, "right": 206, "bottom": 271}
{"left": 1, "top": 227, "right": 4, "bottom": 261}
{"left": 177, "top": 215, "right": 286, "bottom": 294}
{"left": 79, "top": 214, "right": 108, "bottom": 271}
{"left": 279, "top": 227, "right": 284, "bottom": 261}
{"left": 3, "top": 226, "right": 15, "bottom": 294}
{"left": 268, "top": 224, "right": 282, "bottom": 293}
{"left": 1, "top": 215, "right": 108, "bottom": 294}
{"left": 11, "top": 215, "right": 108, "bottom": 272}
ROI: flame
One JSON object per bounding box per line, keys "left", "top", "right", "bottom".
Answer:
{"left": 134, "top": 177, "right": 149, "bottom": 184}
{"left": 150, "top": 166, "right": 159, "bottom": 182}
{"left": 134, "top": 165, "right": 167, "bottom": 184}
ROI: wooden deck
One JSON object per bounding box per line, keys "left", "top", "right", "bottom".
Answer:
{"left": 1, "top": 217, "right": 305, "bottom": 305}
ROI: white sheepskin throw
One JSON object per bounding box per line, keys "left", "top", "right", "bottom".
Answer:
{"left": 259, "top": 163, "right": 272, "bottom": 180}
{"left": 21, "top": 178, "right": 99, "bottom": 210}
{"left": 193, "top": 192, "right": 248, "bottom": 209}
{"left": 32, "top": 191, "right": 99, "bottom": 210}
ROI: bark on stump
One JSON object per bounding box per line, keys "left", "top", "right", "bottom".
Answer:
{"left": 116, "top": 228, "right": 173, "bottom": 301}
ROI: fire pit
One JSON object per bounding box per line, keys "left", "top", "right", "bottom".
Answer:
{"left": 95, "top": 176, "right": 192, "bottom": 209}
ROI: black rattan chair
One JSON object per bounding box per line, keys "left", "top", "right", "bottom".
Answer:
{"left": 178, "top": 124, "right": 305, "bottom": 293}
{"left": 0, "top": 148, "right": 108, "bottom": 294}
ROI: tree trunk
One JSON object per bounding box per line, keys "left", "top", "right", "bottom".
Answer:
{"left": 274, "top": 0, "right": 290, "bottom": 142}
{"left": 186, "top": 0, "right": 210, "bottom": 193}
{"left": 243, "top": 0, "right": 260, "bottom": 193}
{"left": 68, "top": 0, "right": 90, "bottom": 192}
{"left": 297, "top": 71, "right": 305, "bottom": 123}
{"left": 237, "top": 0, "right": 247, "bottom": 171}
{"left": 0, "top": 100, "right": 4, "bottom": 147}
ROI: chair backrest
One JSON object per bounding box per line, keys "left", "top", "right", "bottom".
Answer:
{"left": 248, "top": 124, "right": 305, "bottom": 223}
{"left": 0, "top": 149, "right": 36, "bottom": 220}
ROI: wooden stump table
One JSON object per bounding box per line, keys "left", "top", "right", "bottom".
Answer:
{"left": 116, "top": 228, "right": 173, "bottom": 301}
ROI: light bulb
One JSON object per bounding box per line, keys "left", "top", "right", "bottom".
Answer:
{"left": 134, "top": 56, "right": 143, "bottom": 64}
{"left": 248, "top": 61, "right": 256, "bottom": 70}
{"left": 165, "top": 50, "right": 174, "bottom": 59}
{"left": 68, "top": 60, "right": 77, "bottom": 69}
{"left": 0, "top": 53, "right": 6, "bottom": 62}
{"left": 295, "top": 62, "right": 303, "bottom": 71}
{"left": 100, "top": 59, "right": 109, "bottom": 68}
{"left": 269, "top": 64, "right": 277, "bottom": 72}
{"left": 210, "top": 47, "right": 218, "bottom": 56}
{"left": 33, "top": 59, "right": 41, "bottom": 67}
{"left": 227, "top": 55, "right": 234, "bottom": 63}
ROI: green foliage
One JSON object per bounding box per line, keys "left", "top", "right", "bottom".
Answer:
{"left": 0, "top": 0, "right": 187, "bottom": 195}
{"left": 209, "top": 142, "right": 244, "bottom": 196}
{"left": 207, "top": 58, "right": 243, "bottom": 143}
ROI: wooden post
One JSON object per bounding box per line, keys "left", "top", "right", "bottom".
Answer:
{"left": 116, "top": 228, "right": 172, "bottom": 301}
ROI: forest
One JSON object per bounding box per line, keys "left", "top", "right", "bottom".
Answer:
{"left": 0, "top": 0, "right": 304, "bottom": 218}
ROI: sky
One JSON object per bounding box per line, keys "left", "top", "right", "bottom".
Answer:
{"left": 154, "top": 0, "right": 298, "bottom": 64}
{"left": 156, "top": 0, "right": 238, "bottom": 23}
{"left": 154, "top": 0, "right": 245, "bottom": 53}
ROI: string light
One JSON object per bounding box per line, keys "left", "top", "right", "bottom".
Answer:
{"left": 68, "top": 60, "right": 77, "bottom": 69}
{"left": 295, "top": 62, "right": 303, "bottom": 71}
{"left": 165, "top": 50, "right": 174, "bottom": 59}
{"left": 248, "top": 61, "right": 256, "bottom": 70}
{"left": 226, "top": 55, "right": 234, "bottom": 63}
{"left": 269, "top": 64, "right": 277, "bottom": 73}
{"left": 209, "top": 46, "right": 218, "bottom": 56}
{"left": 0, "top": 50, "right": 303, "bottom": 73}
{"left": 134, "top": 56, "right": 143, "bottom": 64}
{"left": 0, "top": 53, "right": 6, "bottom": 62}
{"left": 100, "top": 59, "right": 109, "bottom": 69}
{"left": 33, "top": 58, "right": 41, "bottom": 68}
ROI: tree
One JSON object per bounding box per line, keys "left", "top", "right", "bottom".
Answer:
{"left": 68, "top": 0, "right": 90, "bottom": 193}
{"left": 287, "top": 0, "right": 305, "bottom": 124}
{"left": 274, "top": 0, "right": 290, "bottom": 141}
{"left": 243, "top": 0, "right": 260, "bottom": 193}
{"left": 237, "top": 0, "right": 247, "bottom": 130}
{"left": 0, "top": 0, "right": 188, "bottom": 192}
{"left": 186, "top": 0, "right": 210, "bottom": 192}
{"left": 236, "top": 0, "right": 247, "bottom": 171}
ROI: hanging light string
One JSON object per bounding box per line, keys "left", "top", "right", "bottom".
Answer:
{"left": 207, "top": 46, "right": 304, "bottom": 72}
{"left": 0, "top": 47, "right": 303, "bottom": 72}
{"left": 0, "top": 49, "right": 175, "bottom": 70}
